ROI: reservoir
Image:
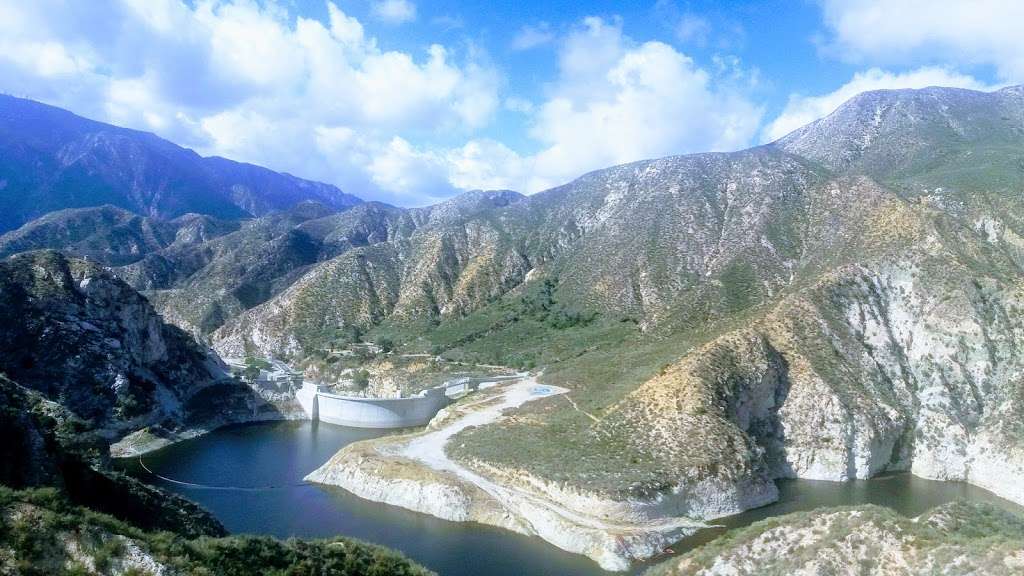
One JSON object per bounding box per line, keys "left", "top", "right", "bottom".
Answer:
{"left": 119, "top": 420, "right": 1024, "bottom": 576}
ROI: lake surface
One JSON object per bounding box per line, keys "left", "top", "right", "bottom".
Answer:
{"left": 118, "top": 421, "right": 1024, "bottom": 576}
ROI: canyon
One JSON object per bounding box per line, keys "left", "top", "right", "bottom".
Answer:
{"left": 4, "top": 85, "right": 1024, "bottom": 573}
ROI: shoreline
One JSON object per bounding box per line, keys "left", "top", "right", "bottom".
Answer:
{"left": 302, "top": 375, "right": 1024, "bottom": 571}
{"left": 112, "top": 374, "right": 1024, "bottom": 572}
{"left": 305, "top": 377, "right": 717, "bottom": 571}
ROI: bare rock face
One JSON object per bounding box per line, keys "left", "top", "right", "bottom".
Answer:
{"left": 603, "top": 238, "right": 1024, "bottom": 507}
{"left": 307, "top": 427, "right": 708, "bottom": 572}
{"left": 776, "top": 85, "right": 1024, "bottom": 178}
{"left": 0, "top": 251, "right": 296, "bottom": 447}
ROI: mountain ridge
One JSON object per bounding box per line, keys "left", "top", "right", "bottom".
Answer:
{"left": 5, "top": 83, "right": 1024, "bottom": 571}
{"left": 0, "top": 93, "right": 363, "bottom": 232}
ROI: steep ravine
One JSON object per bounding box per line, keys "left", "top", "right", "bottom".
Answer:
{"left": 0, "top": 250, "right": 306, "bottom": 459}
{"left": 606, "top": 252, "right": 1024, "bottom": 510}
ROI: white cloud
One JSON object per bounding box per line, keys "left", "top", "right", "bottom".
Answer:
{"left": 292, "top": 15, "right": 763, "bottom": 198}
{"left": 0, "top": 4, "right": 765, "bottom": 203}
{"left": 503, "top": 96, "right": 534, "bottom": 114}
{"left": 762, "top": 66, "right": 997, "bottom": 142}
{"left": 519, "top": 17, "right": 762, "bottom": 190}
{"left": 0, "top": 0, "right": 498, "bottom": 205}
{"left": 819, "top": 0, "right": 1024, "bottom": 81}
{"left": 511, "top": 22, "right": 554, "bottom": 51}
{"left": 446, "top": 139, "right": 531, "bottom": 192}
{"left": 408, "top": 16, "right": 763, "bottom": 195}
{"left": 371, "top": 0, "right": 416, "bottom": 25}
{"left": 674, "top": 14, "right": 711, "bottom": 45}
{"left": 369, "top": 137, "right": 450, "bottom": 202}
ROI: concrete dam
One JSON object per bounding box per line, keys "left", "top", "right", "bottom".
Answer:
{"left": 296, "top": 376, "right": 519, "bottom": 429}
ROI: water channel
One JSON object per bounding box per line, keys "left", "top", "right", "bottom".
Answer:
{"left": 118, "top": 420, "right": 1024, "bottom": 576}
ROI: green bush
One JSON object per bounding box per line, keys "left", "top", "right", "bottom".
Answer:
{"left": 353, "top": 369, "right": 371, "bottom": 389}
{"left": 0, "top": 486, "right": 434, "bottom": 576}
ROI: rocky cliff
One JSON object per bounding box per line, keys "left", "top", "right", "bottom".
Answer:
{"left": 0, "top": 251, "right": 302, "bottom": 452}
{"left": 0, "top": 373, "right": 226, "bottom": 538}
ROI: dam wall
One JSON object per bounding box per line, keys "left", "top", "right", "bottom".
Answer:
{"left": 298, "top": 382, "right": 450, "bottom": 428}
{"left": 296, "top": 381, "right": 319, "bottom": 420}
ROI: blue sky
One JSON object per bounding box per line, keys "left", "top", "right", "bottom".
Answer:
{"left": 0, "top": 1, "right": 1018, "bottom": 205}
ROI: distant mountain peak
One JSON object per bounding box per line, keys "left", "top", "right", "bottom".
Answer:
{"left": 0, "top": 94, "right": 361, "bottom": 233}
{"left": 774, "top": 84, "right": 1024, "bottom": 175}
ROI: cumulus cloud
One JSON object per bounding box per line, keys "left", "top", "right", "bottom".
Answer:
{"left": 510, "top": 22, "right": 555, "bottom": 51}
{"left": 0, "top": 0, "right": 498, "bottom": 205}
{"left": 503, "top": 96, "right": 534, "bottom": 114}
{"left": 371, "top": 0, "right": 416, "bottom": 25}
{"left": 344, "top": 17, "right": 764, "bottom": 195}
{"left": 0, "top": 3, "right": 765, "bottom": 203}
{"left": 673, "top": 14, "right": 711, "bottom": 46}
{"left": 762, "top": 66, "right": 997, "bottom": 142}
{"left": 369, "top": 137, "right": 450, "bottom": 200}
{"left": 446, "top": 139, "right": 531, "bottom": 192}
{"left": 818, "top": 0, "right": 1024, "bottom": 81}
{"left": 517, "top": 17, "right": 763, "bottom": 191}
{"left": 369, "top": 17, "right": 763, "bottom": 195}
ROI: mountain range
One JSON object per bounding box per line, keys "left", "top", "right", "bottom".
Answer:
{"left": 3, "top": 85, "right": 1024, "bottom": 572}
{"left": 0, "top": 94, "right": 361, "bottom": 233}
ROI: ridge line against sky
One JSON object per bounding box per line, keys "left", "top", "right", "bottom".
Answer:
{"left": 0, "top": 0, "right": 1019, "bottom": 206}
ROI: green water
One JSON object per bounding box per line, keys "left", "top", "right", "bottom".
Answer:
{"left": 119, "top": 421, "right": 1024, "bottom": 575}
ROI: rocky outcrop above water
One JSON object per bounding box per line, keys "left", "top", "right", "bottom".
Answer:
{"left": 0, "top": 251, "right": 303, "bottom": 453}
{"left": 308, "top": 441, "right": 513, "bottom": 525}
{"left": 308, "top": 439, "right": 704, "bottom": 572}
{"left": 600, "top": 241, "right": 1024, "bottom": 507}
{"left": 646, "top": 501, "right": 1024, "bottom": 576}
{"left": 0, "top": 373, "right": 227, "bottom": 538}
{"left": 306, "top": 381, "right": 711, "bottom": 571}
{"left": 593, "top": 243, "right": 1024, "bottom": 522}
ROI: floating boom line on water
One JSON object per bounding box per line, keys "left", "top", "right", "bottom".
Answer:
{"left": 137, "top": 456, "right": 308, "bottom": 491}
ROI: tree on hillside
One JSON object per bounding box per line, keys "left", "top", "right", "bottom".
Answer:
{"left": 353, "top": 370, "right": 370, "bottom": 390}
